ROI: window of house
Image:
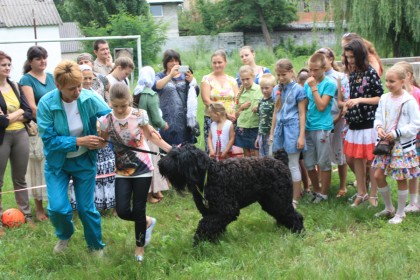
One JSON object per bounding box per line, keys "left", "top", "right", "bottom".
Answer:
{"left": 150, "top": 5, "right": 163, "bottom": 17}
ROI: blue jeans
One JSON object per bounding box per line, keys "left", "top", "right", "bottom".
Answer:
{"left": 45, "top": 152, "right": 105, "bottom": 250}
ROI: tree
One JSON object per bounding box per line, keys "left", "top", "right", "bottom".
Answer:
{"left": 82, "top": 13, "right": 167, "bottom": 65}
{"left": 331, "top": 0, "right": 420, "bottom": 57}
{"left": 219, "top": 0, "right": 298, "bottom": 50}
{"left": 53, "top": 0, "right": 72, "bottom": 21}
{"left": 64, "top": 0, "right": 149, "bottom": 27}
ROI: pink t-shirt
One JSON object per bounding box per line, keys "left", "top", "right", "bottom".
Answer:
{"left": 99, "top": 108, "right": 153, "bottom": 177}
{"left": 411, "top": 86, "right": 420, "bottom": 109}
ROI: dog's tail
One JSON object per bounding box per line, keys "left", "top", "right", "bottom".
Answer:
{"left": 273, "top": 148, "right": 289, "bottom": 166}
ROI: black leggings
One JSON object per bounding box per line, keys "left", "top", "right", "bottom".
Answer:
{"left": 115, "top": 176, "right": 151, "bottom": 247}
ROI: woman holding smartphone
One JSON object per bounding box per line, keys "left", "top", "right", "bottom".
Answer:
{"left": 153, "top": 49, "right": 199, "bottom": 145}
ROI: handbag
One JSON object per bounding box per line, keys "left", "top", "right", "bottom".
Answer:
{"left": 373, "top": 140, "right": 394, "bottom": 155}
{"left": 24, "top": 120, "right": 38, "bottom": 136}
{"left": 373, "top": 101, "right": 405, "bottom": 156}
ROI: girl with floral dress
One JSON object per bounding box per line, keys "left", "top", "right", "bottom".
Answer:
{"left": 372, "top": 64, "right": 420, "bottom": 224}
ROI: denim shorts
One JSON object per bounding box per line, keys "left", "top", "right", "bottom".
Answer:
{"left": 235, "top": 127, "right": 258, "bottom": 150}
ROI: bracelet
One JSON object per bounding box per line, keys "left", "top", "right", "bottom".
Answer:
{"left": 311, "top": 88, "right": 318, "bottom": 92}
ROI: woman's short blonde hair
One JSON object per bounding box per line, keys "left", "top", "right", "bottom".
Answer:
{"left": 54, "top": 60, "right": 83, "bottom": 87}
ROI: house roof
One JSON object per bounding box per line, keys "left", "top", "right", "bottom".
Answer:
{"left": 59, "top": 22, "right": 84, "bottom": 53}
{"left": 0, "top": 0, "right": 62, "bottom": 28}
{"left": 147, "top": 0, "right": 184, "bottom": 4}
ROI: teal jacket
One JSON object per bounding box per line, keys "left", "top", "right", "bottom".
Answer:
{"left": 37, "top": 88, "right": 111, "bottom": 174}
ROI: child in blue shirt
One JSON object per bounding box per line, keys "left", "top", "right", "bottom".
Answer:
{"left": 269, "top": 59, "right": 307, "bottom": 208}
{"left": 303, "top": 53, "right": 337, "bottom": 203}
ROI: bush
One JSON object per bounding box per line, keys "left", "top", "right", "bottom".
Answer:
{"left": 275, "top": 36, "right": 319, "bottom": 57}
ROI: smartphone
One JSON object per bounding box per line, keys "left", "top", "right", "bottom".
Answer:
{"left": 178, "top": 65, "right": 189, "bottom": 73}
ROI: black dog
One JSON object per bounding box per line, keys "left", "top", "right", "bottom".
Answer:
{"left": 158, "top": 144, "right": 304, "bottom": 244}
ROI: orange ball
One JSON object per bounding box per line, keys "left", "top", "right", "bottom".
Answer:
{"left": 1, "top": 208, "right": 26, "bottom": 228}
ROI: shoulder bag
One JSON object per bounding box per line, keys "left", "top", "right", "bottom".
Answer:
{"left": 373, "top": 101, "right": 405, "bottom": 156}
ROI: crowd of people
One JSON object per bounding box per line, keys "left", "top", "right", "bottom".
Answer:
{"left": 0, "top": 34, "right": 419, "bottom": 262}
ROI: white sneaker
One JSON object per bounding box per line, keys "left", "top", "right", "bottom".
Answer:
{"left": 404, "top": 204, "right": 420, "bottom": 213}
{"left": 388, "top": 214, "right": 405, "bottom": 224}
{"left": 53, "top": 239, "right": 70, "bottom": 253}
{"left": 145, "top": 218, "right": 156, "bottom": 247}
{"left": 91, "top": 249, "right": 104, "bottom": 258}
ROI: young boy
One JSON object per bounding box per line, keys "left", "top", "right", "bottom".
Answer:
{"left": 303, "top": 53, "right": 337, "bottom": 203}
{"left": 254, "top": 74, "right": 276, "bottom": 156}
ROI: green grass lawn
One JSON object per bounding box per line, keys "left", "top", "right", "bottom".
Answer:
{"left": 1, "top": 167, "right": 419, "bottom": 279}
{"left": 0, "top": 50, "right": 415, "bottom": 279}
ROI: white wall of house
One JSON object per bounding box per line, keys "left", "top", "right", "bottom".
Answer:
{"left": 152, "top": 4, "right": 180, "bottom": 37}
{"left": 0, "top": 26, "right": 62, "bottom": 81}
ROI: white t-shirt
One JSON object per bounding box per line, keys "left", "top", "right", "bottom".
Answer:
{"left": 62, "top": 100, "right": 87, "bottom": 158}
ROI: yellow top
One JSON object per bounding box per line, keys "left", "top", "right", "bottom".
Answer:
{"left": 2, "top": 88, "right": 25, "bottom": 131}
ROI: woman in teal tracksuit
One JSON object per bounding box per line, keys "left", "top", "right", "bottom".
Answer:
{"left": 37, "top": 60, "right": 110, "bottom": 253}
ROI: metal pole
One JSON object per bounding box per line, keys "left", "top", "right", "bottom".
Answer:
{"left": 137, "top": 36, "right": 142, "bottom": 69}
{"left": 32, "top": 9, "right": 37, "bottom": 45}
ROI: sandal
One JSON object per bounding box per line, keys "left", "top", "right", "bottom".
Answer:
{"left": 147, "top": 193, "right": 162, "bottom": 204}
{"left": 350, "top": 194, "right": 369, "bottom": 207}
{"left": 336, "top": 189, "right": 347, "bottom": 198}
{"left": 152, "top": 192, "right": 164, "bottom": 199}
{"left": 292, "top": 200, "right": 298, "bottom": 209}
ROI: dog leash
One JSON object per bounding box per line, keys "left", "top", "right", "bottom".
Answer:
{"left": 195, "top": 171, "right": 209, "bottom": 209}
{"left": 104, "top": 139, "right": 165, "bottom": 157}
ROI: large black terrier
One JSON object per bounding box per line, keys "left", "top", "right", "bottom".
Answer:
{"left": 158, "top": 144, "right": 304, "bottom": 244}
